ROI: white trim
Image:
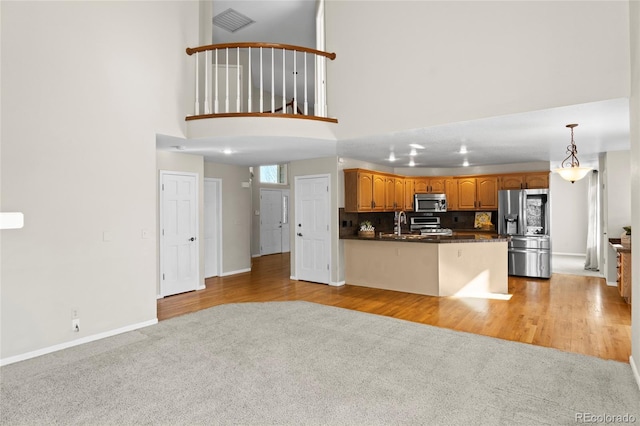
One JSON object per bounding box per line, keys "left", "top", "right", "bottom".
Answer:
{"left": 630, "top": 355, "right": 640, "bottom": 391}
{"left": 252, "top": 254, "right": 262, "bottom": 258}
{"left": 552, "top": 252, "right": 586, "bottom": 257}
{"left": 606, "top": 280, "right": 618, "bottom": 287}
{"left": 220, "top": 267, "right": 251, "bottom": 277}
{"left": 329, "top": 280, "right": 345, "bottom": 287}
{"left": 0, "top": 319, "right": 158, "bottom": 367}
{"left": 290, "top": 275, "right": 298, "bottom": 280}
{"left": 204, "top": 178, "right": 223, "bottom": 279}
{"left": 159, "top": 170, "right": 200, "bottom": 298}
{"left": 197, "top": 284, "right": 206, "bottom": 290}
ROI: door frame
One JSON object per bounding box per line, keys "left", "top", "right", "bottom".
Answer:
{"left": 293, "top": 173, "right": 331, "bottom": 284}
{"left": 159, "top": 170, "right": 200, "bottom": 298}
{"left": 204, "top": 178, "right": 222, "bottom": 278}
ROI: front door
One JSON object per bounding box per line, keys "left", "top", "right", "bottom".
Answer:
{"left": 295, "top": 175, "right": 330, "bottom": 284}
{"left": 260, "top": 189, "right": 283, "bottom": 255}
{"left": 160, "top": 171, "right": 199, "bottom": 297}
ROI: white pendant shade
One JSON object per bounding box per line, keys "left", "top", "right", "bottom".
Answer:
{"left": 555, "top": 166, "right": 592, "bottom": 183}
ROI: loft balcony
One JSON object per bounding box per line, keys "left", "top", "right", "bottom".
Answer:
{"left": 185, "top": 42, "right": 338, "bottom": 141}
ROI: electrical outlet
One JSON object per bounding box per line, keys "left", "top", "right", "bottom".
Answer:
{"left": 72, "top": 318, "right": 80, "bottom": 332}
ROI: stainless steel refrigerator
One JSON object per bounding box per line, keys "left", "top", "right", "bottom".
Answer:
{"left": 498, "top": 189, "right": 551, "bottom": 279}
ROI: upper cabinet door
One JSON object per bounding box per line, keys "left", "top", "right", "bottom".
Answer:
{"left": 525, "top": 173, "right": 549, "bottom": 189}
{"left": 457, "top": 178, "right": 477, "bottom": 210}
{"left": 414, "top": 178, "right": 428, "bottom": 193}
{"left": 384, "top": 176, "right": 396, "bottom": 210}
{"left": 477, "top": 176, "right": 498, "bottom": 209}
{"left": 428, "top": 178, "right": 446, "bottom": 193}
{"left": 394, "top": 177, "right": 405, "bottom": 210}
{"left": 404, "top": 179, "right": 415, "bottom": 211}
{"left": 500, "top": 175, "right": 524, "bottom": 190}
{"left": 357, "top": 172, "right": 374, "bottom": 211}
{"left": 445, "top": 179, "right": 458, "bottom": 210}
{"left": 372, "top": 174, "right": 386, "bottom": 211}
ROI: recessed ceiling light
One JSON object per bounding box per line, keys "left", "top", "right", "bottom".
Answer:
{"left": 409, "top": 159, "right": 415, "bottom": 167}
{"left": 409, "top": 143, "right": 425, "bottom": 149}
{"left": 459, "top": 146, "right": 468, "bottom": 154}
{"left": 409, "top": 149, "right": 417, "bottom": 156}
{"left": 222, "top": 148, "right": 233, "bottom": 155}
{"left": 463, "top": 160, "right": 469, "bottom": 167}
{"left": 388, "top": 152, "right": 396, "bottom": 162}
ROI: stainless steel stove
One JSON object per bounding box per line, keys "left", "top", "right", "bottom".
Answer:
{"left": 410, "top": 216, "right": 453, "bottom": 236}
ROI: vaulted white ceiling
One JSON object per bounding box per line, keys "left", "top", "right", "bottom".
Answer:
{"left": 159, "top": 1, "right": 631, "bottom": 170}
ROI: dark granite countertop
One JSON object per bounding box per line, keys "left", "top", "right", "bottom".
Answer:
{"left": 609, "top": 238, "right": 631, "bottom": 253}
{"left": 341, "top": 233, "right": 509, "bottom": 244}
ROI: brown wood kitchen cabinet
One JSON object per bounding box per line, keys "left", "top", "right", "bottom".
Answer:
{"left": 500, "top": 172, "right": 549, "bottom": 190}
{"left": 404, "top": 178, "right": 415, "bottom": 210}
{"left": 344, "top": 169, "right": 387, "bottom": 212}
{"left": 445, "top": 179, "right": 459, "bottom": 210}
{"left": 414, "top": 177, "right": 446, "bottom": 193}
{"left": 456, "top": 176, "right": 498, "bottom": 210}
{"left": 385, "top": 176, "right": 405, "bottom": 210}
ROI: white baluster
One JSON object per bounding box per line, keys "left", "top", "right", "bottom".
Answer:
{"left": 293, "top": 50, "right": 297, "bottom": 114}
{"left": 225, "top": 48, "right": 229, "bottom": 113}
{"left": 271, "top": 48, "right": 275, "bottom": 113}
{"left": 303, "top": 53, "right": 308, "bottom": 115}
{"left": 282, "top": 48, "right": 286, "bottom": 113}
{"left": 214, "top": 49, "right": 219, "bottom": 113}
{"left": 259, "top": 47, "right": 263, "bottom": 113}
{"left": 194, "top": 52, "right": 199, "bottom": 115}
{"left": 248, "top": 47, "right": 252, "bottom": 113}
{"left": 236, "top": 47, "right": 240, "bottom": 112}
{"left": 204, "top": 50, "right": 211, "bottom": 114}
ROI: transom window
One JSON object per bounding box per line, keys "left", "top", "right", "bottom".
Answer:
{"left": 259, "top": 165, "right": 287, "bottom": 185}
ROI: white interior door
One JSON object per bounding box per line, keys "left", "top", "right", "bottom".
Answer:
{"left": 260, "top": 189, "right": 283, "bottom": 255}
{"left": 295, "top": 175, "right": 330, "bottom": 284}
{"left": 160, "top": 171, "right": 199, "bottom": 297}
{"left": 204, "top": 178, "right": 221, "bottom": 278}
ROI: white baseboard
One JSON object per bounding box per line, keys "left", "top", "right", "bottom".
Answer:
{"left": 0, "top": 318, "right": 158, "bottom": 367}
{"left": 552, "top": 252, "right": 586, "bottom": 257}
{"left": 630, "top": 355, "right": 640, "bottom": 391}
{"left": 329, "top": 280, "right": 345, "bottom": 287}
{"left": 252, "top": 254, "right": 261, "bottom": 258}
{"left": 220, "top": 267, "right": 251, "bottom": 277}
{"left": 606, "top": 281, "right": 618, "bottom": 287}
{"left": 290, "top": 275, "right": 298, "bottom": 280}
{"left": 197, "top": 284, "right": 206, "bottom": 290}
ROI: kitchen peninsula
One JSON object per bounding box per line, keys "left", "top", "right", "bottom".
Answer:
{"left": 342, "top": 233, "right": 509, "bottom": 297}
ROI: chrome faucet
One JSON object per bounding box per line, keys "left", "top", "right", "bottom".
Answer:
{"left": 397, "top": 211, "right": 406, "bottom": 236}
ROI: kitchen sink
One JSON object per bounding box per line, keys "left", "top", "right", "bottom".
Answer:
{"left": 379, "top": 233, "right": 429, "bottom": 240}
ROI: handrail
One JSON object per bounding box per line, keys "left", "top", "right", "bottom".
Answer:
{"left": 186, "top": 42, "right": 336, "bottom": 120}
{"left": 186, "top": 42, "right": 336, "bottom": 61}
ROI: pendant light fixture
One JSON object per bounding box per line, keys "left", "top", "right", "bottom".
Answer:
{"left": 555, "top": 123, "right": 592, "bottom": 183}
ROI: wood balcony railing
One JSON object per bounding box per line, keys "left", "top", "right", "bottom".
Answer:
{"left": 186, "top": 42, "right": 337, "bottom": 123}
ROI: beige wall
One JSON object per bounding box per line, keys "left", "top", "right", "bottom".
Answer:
{"left": 0, "top": 1, "right": 198, "bottom": 362}
{"left": 326, "top": 1, "right": 629, "bottom": 141}
{"left": 204, "top": 162, "right": 252, "bottom": 274}
{"left": 628, "top": 0, "right": 640, "bottom": 384}
{"left": 156, "top": 151, "right": 205, "bottom": 295}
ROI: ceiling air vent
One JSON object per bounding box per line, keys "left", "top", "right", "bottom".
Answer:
{"left": 212, "top": 8, "right": 255, "bottom": 33}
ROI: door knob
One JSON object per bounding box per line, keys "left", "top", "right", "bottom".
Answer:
{"left": 189, "top": 237, "right": 196, "bottom": 241}
{"left": 297, "top": 233, "right": 303, "bottom": 237}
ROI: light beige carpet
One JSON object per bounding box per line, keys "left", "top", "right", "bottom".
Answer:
{"left": 1, "top": 301, "right": 638, "bottom": 425}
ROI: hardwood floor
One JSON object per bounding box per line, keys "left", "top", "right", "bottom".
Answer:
{"left": 157, "top": 253, "right": 632, "bottom": 362}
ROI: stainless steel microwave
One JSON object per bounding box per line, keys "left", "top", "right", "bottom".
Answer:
{"left": 414, "top": 193, "right": 447, "bottom": 212}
